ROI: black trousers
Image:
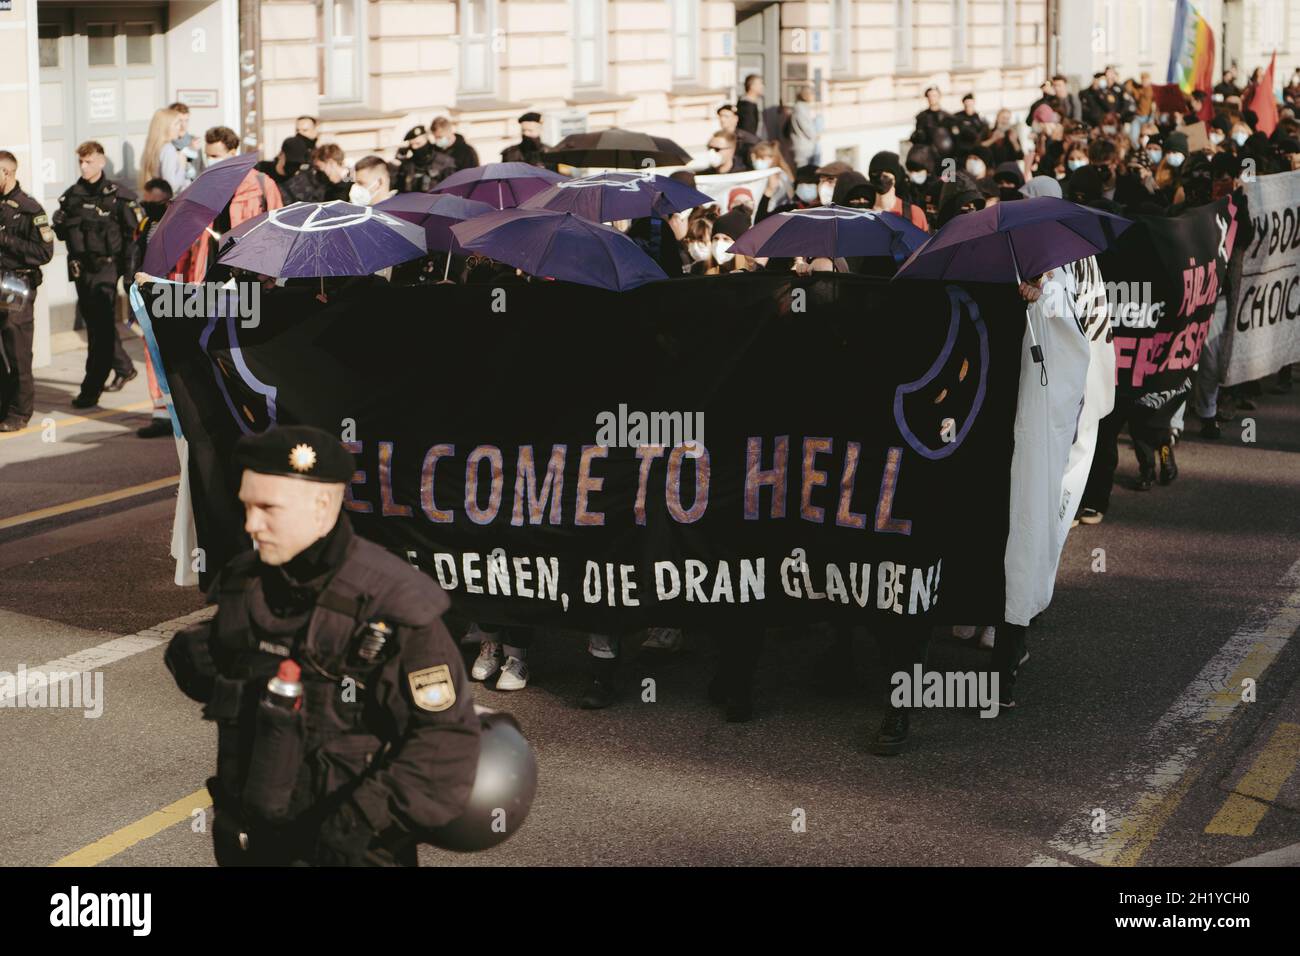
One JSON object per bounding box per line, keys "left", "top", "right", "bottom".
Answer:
{"left": 0, "top": 292, "right": 35, "bottom": 421}
{"left": 1080, "top": 398, "right": 1162, "bottom": 513}
{"left": 75, "top": 263, "right": 133, "bottom": 398}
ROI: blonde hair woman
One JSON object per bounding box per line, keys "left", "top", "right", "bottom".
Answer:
{"left": 139, "top": 107, "right": 189, "bottom": 195}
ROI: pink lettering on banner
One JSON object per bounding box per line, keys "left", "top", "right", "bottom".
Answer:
{"left": 1224, "top": 195, "right": 1239, "bottom": 260}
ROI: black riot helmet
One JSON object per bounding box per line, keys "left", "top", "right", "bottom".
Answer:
{"left": 424, "top": 708, "right": 538, "bottom": 852}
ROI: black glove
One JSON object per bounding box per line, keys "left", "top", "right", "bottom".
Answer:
{"left": 315, "top": 800, "right": 375, "bottom": 867}
{"left": 164, "top": 623, "right": 217, "bottom": 703}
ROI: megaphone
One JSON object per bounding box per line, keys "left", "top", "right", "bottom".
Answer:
{"left": 424, "top": 707, "right": 537, "bottom": 852}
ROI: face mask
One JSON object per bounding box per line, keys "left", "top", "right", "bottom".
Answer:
{"left": 705, "top": 149, "right": 722, "bottom": 166}
{"left": 1102, "top": 125, "right": 1117, "bottom": 135}
{"left": 796, "top": 183, "right": 818, "bottom": 203}
{"left": 1068, "top": 158, "right": 1087, "bottom": 171}
{"left": 966, "top": 160, "right": 986, "bottom": 178}
{"left": 1167, "top": 152, "right": 1185, "bottom": 168}
{"left": 141, "top": 200, "right": 168, "bottom": 222}
{"left": 687, "top": 242, "right": 710, "bottom": 262}
{"left": 1233, "top": 132, "right": 1249, "bottom": 147}
{"left": 1209, "top": 132, "right": 1224, "bottom": 146}
{"left": 434, "top": 136, "right": 453, "bottom": 149}
{"left": 712, "top": 241, "right": 734, "bottom": 265}
{"left": 1147, "top": 149, "right": 1163, "bottom": 164}
{"left": 752, "top": 158, "right": 772, "bottom": 170}
{"left": 909, "top": 170, "right": 928, "bottom": 185}
{"left": 817, "top": 183, "right": 835, "bottom": 205}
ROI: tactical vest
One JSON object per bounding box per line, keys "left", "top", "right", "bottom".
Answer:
{"left": 60, "top": 184, "right": 126, "bottom": 262}
{"left": 203, "top": 537, "right": 447, "bottom": 823}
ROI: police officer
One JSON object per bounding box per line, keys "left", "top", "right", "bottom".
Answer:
{"left": 0, "top": 151, "right": 54, "bottom": 432}
{"left": 501, "top": 112, "right": 550, "bottom": 166}
{"left": 52, "top": 142, "right": 143, "bottom": 408}
{"left": 165, "top": 425, "right": 480, "bottom": 866}
{"left": 394, "top": 125, "right": 454, "bottom": 193}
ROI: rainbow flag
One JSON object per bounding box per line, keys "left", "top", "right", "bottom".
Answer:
{"left": 1167, "top": 0, "right": 1215, "bottom": 98}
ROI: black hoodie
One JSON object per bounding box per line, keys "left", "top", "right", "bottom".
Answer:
{"left": 433, "top": 133, "right": 480, "bottom": 175}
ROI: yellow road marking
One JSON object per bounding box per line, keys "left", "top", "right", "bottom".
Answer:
{"left": 0, "top": 400, "right": 154, "bottom": 441}
{"left": 52, "top": 789, "right": 212, "bottom": 867}
{"left": 1205, "top": 722, "right": 1300, "bottom": 837}
{"left": 0, "top": 475, "right": 179, "bottom": 531}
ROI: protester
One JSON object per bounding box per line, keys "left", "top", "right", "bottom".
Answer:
{"left": 354, "top": 155, "right": 398, "bottom": 204}
{"left": 429, "top": 116, "right": 479, "bottom": 174}
{"left": 738, "top": 74, "right": 765, "bottom": 137}
{"left": 140, "top": 107, "right": 191, "bottom": 196}
{"left": 280, "top": 143, "right": 353, "bottom": 204}
{"left": 751, "top": 140, "right": 794, "bottom": 208}
{"left": 717, "top": 104, "right": 759, "bottom": 166}
{"left": 701, "top": 130, "right": 750, "bottom": 175}
{"left": 167, "top": 102, "right": 203, "bottom": 186}
{"left": 791, "top": 85, "right": 821, "bottom": 167}
{"left": 867, "top": 151, "right": 928, "bottom": 231}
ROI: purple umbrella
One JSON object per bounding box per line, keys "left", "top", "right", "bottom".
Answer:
{"left": 893, "top": 197, "right": 1132, "bottom": 385}
{"left": 728, "top": 205, "right": 930, "bottom": 264}
{"left": 216, "top": 200, "right": 426, "bottom": 278}
{"left": 893, "top": 197, "right": 1132, "bottom": 284}
{"left": 142, "top": 151, "right": 260, "bottom": 276}
{"left": 450, "top": 208, "right": 667, "bottom": 291}
{"left": 431, "top": 162, "right": 568, "bottom": 210}
{"left": 374, "top": 192, "right": 496, "bottom": 279}
{"left": 518, "top": 171, "right": 712, "bottom": 222}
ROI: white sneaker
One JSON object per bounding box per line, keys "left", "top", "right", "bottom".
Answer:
{"left": 471, "top": 640, "right": 502, "bottom": 681}
{"left": 642, "top": 627, "right": 683, "bottom": 652}
{"left": 978, "top": 626, "right": 996, "bottom": 650}
{"left": 495, "top": 655, "right": 529, "bottom": 691}
{"left": 952, "top": 625, "right": 977, "bottom": 640}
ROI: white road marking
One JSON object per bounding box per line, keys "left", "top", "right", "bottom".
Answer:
{"left": 0, "top": 606, "right": 214, "bottom": 705}
{"left": 1039, "top": 554, "right": 1300, "bottom": 866}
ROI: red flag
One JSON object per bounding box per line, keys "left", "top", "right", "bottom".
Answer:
{"left": 1151, "top": 83, "right": 1189, "bottom": 113}
{"left": 1246, "top": 53, "right": 1278, "bottom": 136}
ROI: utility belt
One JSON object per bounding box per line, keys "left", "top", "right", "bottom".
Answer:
{"left": 67, "top": 255, "right": 116, "bottom": 282}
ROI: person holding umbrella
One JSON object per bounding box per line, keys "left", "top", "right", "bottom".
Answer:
{"left": 501, "top": 112, "right": 551, "bottom": 167}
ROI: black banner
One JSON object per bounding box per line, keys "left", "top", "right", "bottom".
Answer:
{"left": 1098, "top": 196, "right": 1240, "bottom": 416}
{"left": 152, "top": 274, "right": 1026, "bottom": 630}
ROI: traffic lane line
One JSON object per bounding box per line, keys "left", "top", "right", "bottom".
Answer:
{"left": 0, "top": 498, "right": 175, "bottom": 572}
{"left": 0, "top": 605, "right": 214, "bottom": 706}
{"left": 51, "top": 788, "right": 212, "bottom": 867}
{"left": 1041, "top": 553, "right": 1300, "bottom": 866}
{"left": 0, "top": 400, "right": 154, "bottom": 442}
{"left": 0, "top": 475, "right": 179, "bottom": 532}
{"left": 1204, "top": 722, "right": 1300, "bottom": 837}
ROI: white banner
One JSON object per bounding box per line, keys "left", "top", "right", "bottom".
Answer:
{"left": 1221, "top": 169, "right": 1300, "bottom": 386}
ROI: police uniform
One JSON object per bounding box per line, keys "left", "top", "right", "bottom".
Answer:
{"left": 0, "top": 181, "right": 54, "bottom": 429}
{"left": 52, "top": 175, "right": 144, "bottom": 405}
{"left": 395, "top": 125, "right": 455, "bottom": 193}
{"left": 501, "top": 112, "right": 552, "bottom": 167}
{"left": 165, "top": 426, "right": 481, "bottom": 866}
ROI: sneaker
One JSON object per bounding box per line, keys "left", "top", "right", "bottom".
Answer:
{"left": 1135, "top": 469, "right": 1155, "bottom": 491}
{"left": 870, "top": 711, "right": 910, "bottom": 756}
{"left": 951, "top": 625, "right": 978, "bottom": 640}
{"left": 1078, "top": 508, "right": 1104, "bottom": 525}
{"left": 1158, "top": 445, "right": 1178, "bottom": 485}
{"left": 470, "top": 640, "right": 502, "bottom": 681}
{"left": 137, "top": 419, "right": 172, "bottom": 438}
{"left": 978, "top": 626, "right": 996, "bottom": 650}
{"left": 494, "top": 655, "right": 529, "bottom": 691}
{"left": 641, "top": 627, "right": 683, "bottom": 652}
{"left": 102, "top": 368, "right": 138, "bottom": 392}
{"left": 0, "top": 416, "right": 29, "bottom": 433}
{"left": 1199, "top": 417, "right": 1221, "bottom": 439}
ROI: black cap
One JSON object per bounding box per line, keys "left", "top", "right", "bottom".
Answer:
{"left": 405, "top": 125, "right": 428, "bottom": 141}
{"left": 518, "top": 111, "right": 542, "bottom": 124}
{"left": 712, "top": 209, "right": 752, "bottom": 242}
{"left": 234, "top": 425, "right": 355, "bottom": 483}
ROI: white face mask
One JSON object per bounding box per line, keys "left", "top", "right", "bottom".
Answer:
{"left": 1146, "top": 150, "right": 1163, "bottom": 164}
{"left": 909, "top": 170, "right": 928, "bottom": 185}
{"left": 712, "top": 240, "right": 734, "bottom": 265}
{"left": 1067, "top": 158, "right": 1087, "bottom": 171}
{"left": 817, "top": 183, "right": 835, "bottom": 205}
{"left": 434, "top": 136, "right": 453, "bottom": 149}
{"left": 1233, "top": 131, "right": 1249, "bottom": 146}
{"left": 966, "top": 160, "right": 986, "bottom": 178}
{"left": 1209, "top": 132, "right": 1224, "bottom": 145}
{"left": 706, "top": 149, "right": 723, "bottom": 166}
{"left": 687, "top": 242, "right": 710, "bottom": 262}
{"left": 1167, "top": 152, "right": 1185, "bottom": 168}
{"left": 1102, "top": 125, "right": 1117, "bottom": 135}
{"left": 753, "top": 158, "right": 772, "bottom": 170}
{"left": 796, "top": 183, "right": 818, "bottom": 203}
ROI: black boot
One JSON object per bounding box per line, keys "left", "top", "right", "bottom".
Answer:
{"left": 1158, "top": 444, "right": 1178, "bottom": 485}
{"left": 870, "top": 710, "right": 910, "bottom": 756}
{"left": 1135, "top": 468, "right": 1156, "bottom": 491}
{"left": 578, "top": 656, "right": 618, "bottom": 709}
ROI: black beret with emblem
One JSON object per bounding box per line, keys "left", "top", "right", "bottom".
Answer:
{"left": 233, "top": 425, "right": 355, "bottom": 483}
{"left": 517, "top": 111, "right": 542, "bottom": 124}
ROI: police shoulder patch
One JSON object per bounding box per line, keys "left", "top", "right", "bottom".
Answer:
{"left": 33, "top": 214, "right": 49, "bottom": 226}
{"left": 408, "top": 664, "right": 456, "bottom": 712}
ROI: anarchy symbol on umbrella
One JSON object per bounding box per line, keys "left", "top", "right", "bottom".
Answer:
{"left": 262, "top": 200, "right": 389, "bottom": 232}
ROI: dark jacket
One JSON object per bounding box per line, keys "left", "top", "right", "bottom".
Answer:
{"left": 0, "top": 183, "right": 55, "bottom": 282}
{"left": 501, "top": 138, "right": 551, "bottom": 167}
{"left": 395, "top": 146, "right": 457, "bottom": 192}
{"left": 737, "top": 98, "right": 763, "bottom": 137}
{"left": 280, "top": 167, "right": 352, "bottom": 205}
{"left": 52, "top": 176, "right": 144, "bottom": 278}
{"left": 432, "top": 133, "right": 480, "bottom": 175}
{"left": 165, "top": 516, "right": 480, "bottom": 867}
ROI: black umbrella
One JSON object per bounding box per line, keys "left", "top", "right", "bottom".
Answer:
{"left": 545, "top": 128, "right": 691, "bottom": 169}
